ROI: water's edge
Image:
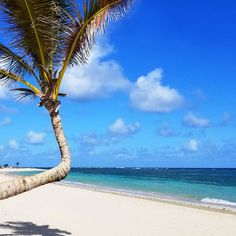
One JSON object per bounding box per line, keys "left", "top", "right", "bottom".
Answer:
{"left": 3, "top": 170, "right": 236, "bottom": 215}
{"left": 57, "top": 180, "right": 236, "bottom": 215}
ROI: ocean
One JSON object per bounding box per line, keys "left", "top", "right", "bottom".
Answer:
{"left": 13, "top": 168, "right": 236, "bottom": 208}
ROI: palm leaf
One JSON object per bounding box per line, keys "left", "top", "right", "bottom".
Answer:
{"left": 55, "top": 0, "right": 132, "bottom": 96}
{"left": 0, "top": 69, "right": 40, "bottom": 94}
{"left": 0, "top": 69, "right": 17, "bottom": 87}
{"left": 0, "top": 0, "right": 75, "bottom": 80}
{"left": 0, "top": 43, "right": 39, "bottom": 83}
{"left": 65, "top": 0, "right": 131, "bottom": 66}
{"left": 10, "top": 87, "right": 37, "bottom": 102}
{"left": 0, "top": 0, "right": 132, "bottom": 101}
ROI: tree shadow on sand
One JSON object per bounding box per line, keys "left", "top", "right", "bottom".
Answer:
{"left": 0, "top": 221, "right": 71, "bottom": 236}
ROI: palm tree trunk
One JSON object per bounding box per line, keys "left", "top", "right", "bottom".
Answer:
{"left": 0, "top": 106, "right": 71, "bottom": 200}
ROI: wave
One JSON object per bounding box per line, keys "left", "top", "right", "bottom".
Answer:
{"left": 201, "top": 198, "right": 236, "bottom": 206}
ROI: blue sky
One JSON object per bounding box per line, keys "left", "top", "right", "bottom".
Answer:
{"left": 0, "top": 0, "right": 236, "bottom": 167}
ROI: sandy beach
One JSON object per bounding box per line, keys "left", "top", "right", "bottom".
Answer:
{"left": 0, "top": 168, "right": 46, "bottom": 172}
{"left": 0, "top": 173, "right": 235, "bottom": 236}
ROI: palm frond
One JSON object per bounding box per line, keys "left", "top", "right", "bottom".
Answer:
{"left": 0, "top": 43, "right": 40, "bottom": 83}
{"left": 55, "top": 0, "right": 132, "bottom": 96}
{"left": 0, "top": 69, "right": 18, "bottom": 87}
{"left": 10, "top": 87, "right": 37, "bottom": 102}
{"left": 0, "top": 0, "right": 132, "bottom": 101}
{"left": 66, "top": 0, "right": 131, "bottom": 66}
{"left": 58, "top": 92, "right": 67, "bottom": 97}
{"left": 0, "top": 69, "right": 40, "bottom": 94}
{"left": 0, "top": 0, "right": 76, "bottom": 79}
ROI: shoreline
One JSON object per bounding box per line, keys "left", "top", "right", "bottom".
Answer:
{"left": 57, "top": 181, "right": 236, "bottom": 215}
{"left": 2, "top": 169, "right": 236, "bottom": 215}
{"left": 0, "top": 172, "right": 236, "bottom": 235}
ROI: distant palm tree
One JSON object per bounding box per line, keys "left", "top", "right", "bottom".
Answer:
{"left": 0, "top": 0, "right": 132, "bottom": 200}
{"left": 16, "top": 162, "right": 19, "bottom": 168}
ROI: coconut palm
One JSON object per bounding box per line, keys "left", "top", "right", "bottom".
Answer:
{"left": 0, "top": 0, "right": 132, "bottom": 200}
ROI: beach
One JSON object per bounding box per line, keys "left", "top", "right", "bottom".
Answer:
{"left": 0, "top": 168, "right": 46, "bottom": 173}
{"left": 0, "top": 172, "right": 235, "bottom": 235}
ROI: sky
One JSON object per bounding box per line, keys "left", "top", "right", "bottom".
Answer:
{"left": 0, "top": 0, "right": 236, "bottom": 167}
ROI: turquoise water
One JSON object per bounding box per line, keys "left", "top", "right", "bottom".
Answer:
{"left": 13, "top": 168, "right": 236, "bottom": 207}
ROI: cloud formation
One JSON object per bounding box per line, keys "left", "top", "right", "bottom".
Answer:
{"left": 183, "top": 112, "right": 210, "bottom": 128}
{"left": 109, "top": 118, "right": 140, "bottom": 136}
{"left": 74, "top": 118, "right": 141, "bottom": 158}
{"left": 130, "top": 68, "right": 184, "bottom": 112}
{"left": 183, "top": 139, "right": 199, "bottom": 152}
{"left": 62, "top": 40, "right": 131, "bottom": 100}
{"left": 62, "top": 40, "right": 184, "bottom": 113}
{"left": 27, "top": 131, "right": 46, "bottom": 145}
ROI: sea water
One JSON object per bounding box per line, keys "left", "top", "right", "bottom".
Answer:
{"left": 14, "top": 168, "right": 236, "bottom": 208}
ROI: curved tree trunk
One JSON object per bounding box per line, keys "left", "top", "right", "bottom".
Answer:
{"left": 0, "top": 106, "right": 71, "bottom": 200}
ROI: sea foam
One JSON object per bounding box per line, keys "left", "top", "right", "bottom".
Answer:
{"left": 201, "top": 198, "right": 236, "bottom": 206}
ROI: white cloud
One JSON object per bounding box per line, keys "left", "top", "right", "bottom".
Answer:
{"left": 184, "top": 139, "right": 199, "bottom": 152}
{"left": 27, "top": 131, "right": 46, "bottom": 145}
{"left": 183, "top": 112, "right": 210, "bottom": 128}
{"left": 61, "top": 39, "right": 184, "bottom": 114}
{"left": 109, "top": 118, "right": 140, "bottom": 136}
{"left": 61, "top": 40, "right": 131, "bottom": 100}
{"left": 9, "top": 140, "right": 19, "bottom": 150}
{"left": 0, "top": 117, "right": 12, "bottom": 126}
{"left": 130, "top": 68, "right": 184, "bottom": 112}
{"left": 0, "top": 145, "right": 4, "bottom": 151}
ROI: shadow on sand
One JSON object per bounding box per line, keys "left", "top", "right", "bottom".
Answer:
{"left": 0, "top": 221, "right": 71, "bottom": 236}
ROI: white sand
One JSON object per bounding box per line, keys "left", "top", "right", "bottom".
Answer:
{"left": 0, "top": 174, "right": 235, "bottom": 236}
{"left": 0, "top": 168, "right": 45, "bottom": 172}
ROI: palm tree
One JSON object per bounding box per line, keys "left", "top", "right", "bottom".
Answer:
{"left": 0, "top": 0, "right": 132, "bottom": 200}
